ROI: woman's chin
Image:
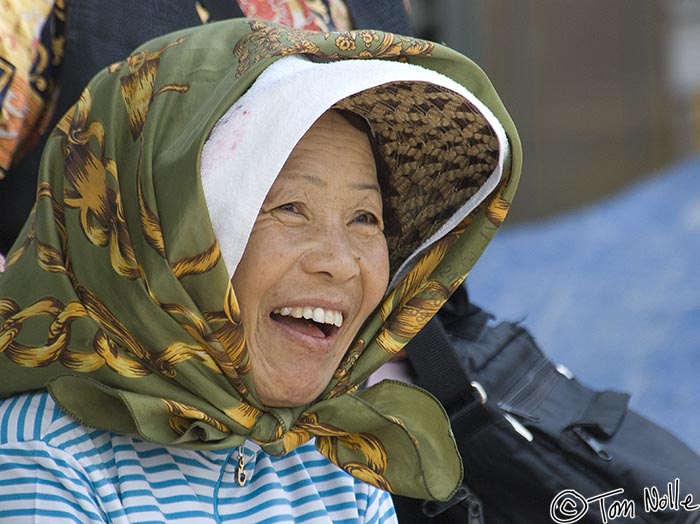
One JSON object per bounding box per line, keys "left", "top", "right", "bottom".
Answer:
{"left": 257, "top": 383, "right": 325, "bottom": 408}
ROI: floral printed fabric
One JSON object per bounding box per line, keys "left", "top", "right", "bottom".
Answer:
{"left": 238, "top": 0, "right": 352, "bottom": 31}
{"left": 0, "top": 20, "right": 521, "bottom": 500}
{"left": 0, "top": 0, "right": 66, "bottom": 179}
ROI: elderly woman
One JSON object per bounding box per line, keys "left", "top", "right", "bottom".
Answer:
{"left": 0, "top": 19, "right": 520, "bottom": 523}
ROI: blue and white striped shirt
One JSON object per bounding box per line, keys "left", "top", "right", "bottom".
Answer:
{"left": 0, "top": 391, "right": 397, "bottom": 523}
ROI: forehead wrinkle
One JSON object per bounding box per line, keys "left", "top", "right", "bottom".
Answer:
{"left": 278, "top": 171, "right": 380, "bottom": 195}
{"left": 280, "top": 171, "right": 327, "bottom": 187}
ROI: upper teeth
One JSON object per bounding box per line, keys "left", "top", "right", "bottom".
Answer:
{"left": 273, "top": 306, "right": 343, "bottom": 327}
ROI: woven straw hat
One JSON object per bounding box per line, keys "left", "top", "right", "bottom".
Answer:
{"left": 333, "top": 81, "right": 502, "bottom": 275}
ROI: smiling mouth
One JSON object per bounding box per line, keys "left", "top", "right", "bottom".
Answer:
{"left": 271, "top": 306, "right": 343, "bottom": 339}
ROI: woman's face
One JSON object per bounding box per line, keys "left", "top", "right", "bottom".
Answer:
{"left": 232, "top": 111, "right": 390, "bottom": 407}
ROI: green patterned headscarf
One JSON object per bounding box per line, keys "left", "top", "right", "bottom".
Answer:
{"left": 0, "top": 19, "right": 521, "bottom": 501}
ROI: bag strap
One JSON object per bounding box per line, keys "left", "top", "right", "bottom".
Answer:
{"left": 408, "top": 315, "right": 496, "bottom": 443}
{"left": 402, "top": 291, "right": 490, "bottom": 520}
{"left": 406, "top": 286, "right": 488, "bottom": 408}
{"left": 407, "top": 318, "right": 474, "bottom": 407}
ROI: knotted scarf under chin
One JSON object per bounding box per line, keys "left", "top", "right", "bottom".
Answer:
{"left": 46, "top": 354, "right": 461, "bottom": 501}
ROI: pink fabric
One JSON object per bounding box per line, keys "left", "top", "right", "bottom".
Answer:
{"left": 366, "top": 360, "right": 413, "bottom": 387}
{"left": 237, "top": 0, "right": 352, "bottom": 31}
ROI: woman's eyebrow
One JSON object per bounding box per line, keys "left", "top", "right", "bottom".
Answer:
{"left": 352, "top": 182, "right": 381, "bottom": 193}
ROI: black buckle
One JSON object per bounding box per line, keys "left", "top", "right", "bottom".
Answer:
{"left": 421, "top": 486, "right": 470, "bottom": 517}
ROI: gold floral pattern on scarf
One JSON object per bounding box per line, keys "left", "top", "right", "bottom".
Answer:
{"left": 0, "top": 297, "right": 77, "bottom": 367}
{"left": 486, "top": 172, "right": 513, "bottom": 227}
{"left": 163, "top": 399, "right": 231, "bottom": 436}
{"left": 281, "top": 412, "right": 392, "bottom": 492}
{"left": 233, "top": 20, "right": 434, "bottom": 78}
{"left": 108, "top": 36, "right": 189, "bottom": 140}
{"left": 88, "top": 330, "right": 151, "bottom": 376}
{"left": 233, "top": 20, "right": 321, "bottom": 76}
{"left": 170, "top": 242, "right": 222, "bottom": 279}
{"left": 0, "top": 275, "right": 226, "bottom": 378}
{"left": 0, "top": 295, "right": 149, "bottom": 376}
{"left": 328, "top": 338, "right": 365, "bottom": 399}
{"left": 375, "top": 234, "right": 458, "bottom": 356}
{"left": 195, "top": 284, "right": 251, "bottom": 395}
{"left": 77, "top": 284, "right": 218, "bottom": 377}
{"left": 136, "top": 152, "right": 168, "bottom": 258}
{"left": 53, "top": 90, "right": 140, "bottom": 280}
{"left": 219, "top": 285, "right": 249, "bottom": 369}
{"left": 6, "top": 181, "right": 66, "bottom": 271}
{"left": 135, "top": 145, "right": 223, "bottom": 282}
{"left": 223, "top": 402, "right": 262, "bottom": 430}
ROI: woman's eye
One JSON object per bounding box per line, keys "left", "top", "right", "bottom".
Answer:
{"left": 277, "top": 202, "right": 300, "bottom": 214}
{"left": 352, "top": 212, "right": 381, "bottom": 227}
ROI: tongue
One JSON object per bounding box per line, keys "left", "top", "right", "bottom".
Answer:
{"left": 273, "top": 315, "right": 326, "bottom": 338}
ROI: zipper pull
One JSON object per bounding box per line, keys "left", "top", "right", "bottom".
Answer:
{"left": 467, "top": 494, "right": 486, "bottom": 524}
{"left": 573, "top": 426, "right": 612, "bottom": 461}
{"left": 470, "top": 380, "right": 534, "bottom": 442}
{"left": 235, "top": 444, "right": 248, "bottom": 486}
{"left": 503, "top": 413, "right": 534, "bottom": 442}
{"left": 555, "top": 363, "right": 575, "bottom": 379}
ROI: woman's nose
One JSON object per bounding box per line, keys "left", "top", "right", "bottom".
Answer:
{"left": 299, "top": 227, "right": 361, "bottom": 282}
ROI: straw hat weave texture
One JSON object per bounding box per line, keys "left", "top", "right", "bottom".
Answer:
{"left": 334, "top": 81, "right": 501, "bottom": 272}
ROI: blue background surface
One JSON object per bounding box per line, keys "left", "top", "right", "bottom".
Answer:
{"left": 468, "top": 156, "right": 700, "bottom": 450}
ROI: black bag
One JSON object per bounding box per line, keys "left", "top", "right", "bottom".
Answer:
{"left": 393, "top": 287, "right": 700, "bottom": 524}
